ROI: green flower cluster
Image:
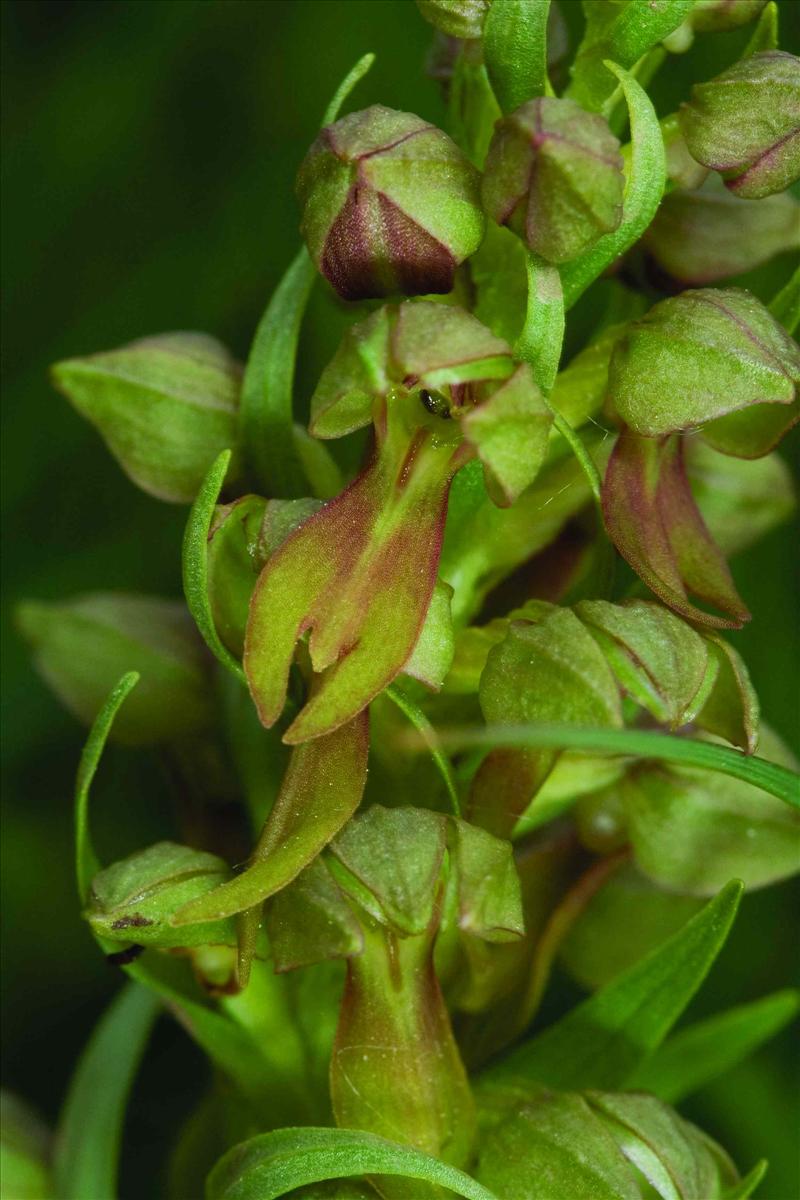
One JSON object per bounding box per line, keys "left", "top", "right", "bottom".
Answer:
{"left": 11, "top": 2, "right": 800, "bottom": 1199}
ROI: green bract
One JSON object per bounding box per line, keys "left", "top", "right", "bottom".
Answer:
{"left": 680, "top": 50, "right": 800, "bottom": 198}
{"left": 296, "top": 105, "right": 485, "bottom": 300}
{"left": 51, "top": 333, "right": 241, "bottom": 503}
{"left": 482, "top": 96, "right": 625, "bottom": 264}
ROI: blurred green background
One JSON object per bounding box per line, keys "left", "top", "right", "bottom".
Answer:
{"left": 1, "top": 2, "right": 798, "bottom": 1196}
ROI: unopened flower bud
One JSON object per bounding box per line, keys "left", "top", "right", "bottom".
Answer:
{"left": 690, "top": 0, "right": 768, "bottom": 32}
{"left": 482, "top": 97, "right": 624, "bottom": 264}
{"left": 416, "top": 0, "right": 489, "bottom": 40}
{"left": 16, "top": 592, "right": 212, "bottom": 745}
{"left": 296, "top": 105, "right": 485, "bottom": 300}
{"left": 51, "top": 333, "right": 241, "bottom": 504}
{"left": 680, "top": 51, "right": 800, "bottom": 198}
{"left": 477, "top": 1085, "right": 740, "bottom": 1199}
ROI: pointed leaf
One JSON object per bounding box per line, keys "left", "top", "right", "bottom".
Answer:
{"left": 630, "top": 990, "right": 800, "bottom": 1103}
{"left": 483, "top": 880, "right": 743, "bottom": 1090}
{"left": 54, "top": 982, "right": 159, "bottom": 1200}
{"left": 206, "top": 1127, "right": 500, "bottom": 1200}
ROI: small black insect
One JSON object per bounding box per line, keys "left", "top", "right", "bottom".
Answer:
{"left": 106, "top": 944, "right": 145, "bottom": 967}
{"left": 419, "top": 387, "right": 452, "bottom": 419}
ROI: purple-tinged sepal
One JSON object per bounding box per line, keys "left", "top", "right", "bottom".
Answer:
{"left": 680, "top": 51, "right": 800, "bottom": 199}
{"left": 297, "top": 106, "right": 485, "bottom": 300}
{"left": 482, "top": 97, "right": 624, "bottom": 264}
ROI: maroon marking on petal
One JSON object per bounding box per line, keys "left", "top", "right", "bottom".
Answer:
{"left": 376, "top": 192, "right": 456, "bottom": 296}
{"left": 321, "top": 183, "right": 383, "bottom": 300}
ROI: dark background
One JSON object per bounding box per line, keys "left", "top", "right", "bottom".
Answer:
{"left": 2, "top": 2, "right": 799, "bottom": 1196}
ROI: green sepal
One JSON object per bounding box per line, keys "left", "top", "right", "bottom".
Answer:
{"left": 679, "top": 51, "right": 800, "bottom": 199}
{"left": 86, "top": 842, "right": 238, "bottom": 949}
{"left": 697, "top": 635, "right": 759, "bottom": 753}
{"left": 207, "top": 496, "right": 268, "bottom": 658}
{"left": 447, "top": 818, "right": 524, "bottom": 944}
{"left": 309, "top": 302, "right": 513, "bottom": 440}
{"left": 644, "top": 183, "right": 800, "bottom": 286}
{"left": 416, "top": 0, "right": 490, "bottom": 39}
{"left": 461, "top": 364, "right": 552, "bottom": 505}
{"left": 472, "top": 608, "right": 623, "bottom": 836}
{"left": 51, "top": 333, "right": 241, "bottom": 503}
{"left": 330, "top": 806, "right": 447, "bottom": 936}
{"left": 687, "top": 439, "right": 795, "bottom": 558}
{"left": 402, "top": 579, "right": 455, "bottom": 691}
{"left": 560, "top": 63, "right": 666, "bottom": 308}
{"left": 476, "top": 1085, "right": 737, "bottom": 1200}
{"left": 575, "top": 599, "right": 710, "bottom": 728}
{"left": 17, "top": 593, "right": 212, "bottom": 746}
{"left": 267, "top": 859, "right": 364, "bottom": 973}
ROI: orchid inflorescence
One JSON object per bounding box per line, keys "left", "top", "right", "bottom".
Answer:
{"left": 13, "top": 2, "right": 800, "bottom": 1198}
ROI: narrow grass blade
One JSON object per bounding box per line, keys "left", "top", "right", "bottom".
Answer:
{"left": 54, "top": 982, "right": 159, "bottom": 1200}
{"left": 74, "top": 671, "right": 139, "bottom": 903}
{"left": 182, "top": 449, "right": 246, "bottom": 683}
